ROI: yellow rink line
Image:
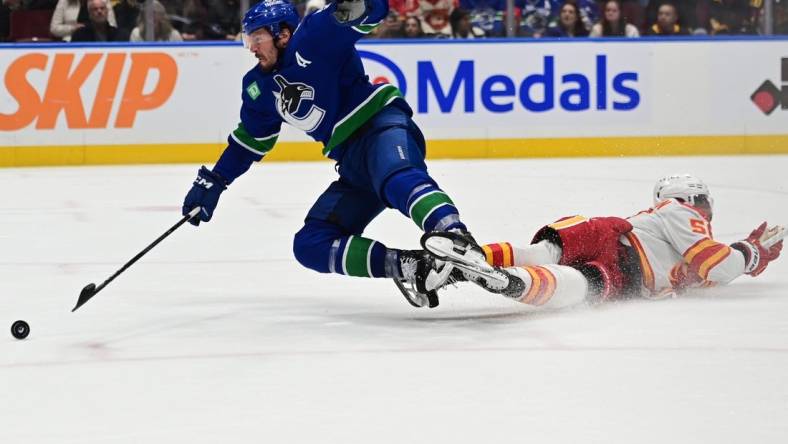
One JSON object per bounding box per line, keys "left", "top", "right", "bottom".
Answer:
{"left": 1, "top": 134, "right": 788, "bottom": 167}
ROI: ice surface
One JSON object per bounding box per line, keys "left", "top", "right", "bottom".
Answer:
{"left": 2, "top": 156, "right": 787, "bottom": 444}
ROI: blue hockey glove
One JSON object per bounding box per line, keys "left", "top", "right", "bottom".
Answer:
{"left": 182, "top": 166, "right": 227, "bottom": 226}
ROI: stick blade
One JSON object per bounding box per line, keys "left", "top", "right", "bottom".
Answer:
{"left": 72, "top": 283, "right": 98, "bottom": 312}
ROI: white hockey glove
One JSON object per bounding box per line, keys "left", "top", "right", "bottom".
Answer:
{"left": 730, "top": 223, "right": 784, "bottom": 277}
{"left": 333, "top": 0, "right": 367, "bottom": 23}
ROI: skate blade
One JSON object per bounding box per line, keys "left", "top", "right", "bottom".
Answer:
{"left": 393, "top": 278, "right": 439, "bottom": 308}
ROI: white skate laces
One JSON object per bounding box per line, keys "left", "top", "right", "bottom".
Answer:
{"left": 399, "top": 253, "right": 453, "bottom": 291}
{"left": 399, "top": 255, "right": 419, "bottom": 283}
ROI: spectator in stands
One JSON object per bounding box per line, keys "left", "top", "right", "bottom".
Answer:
{"left": 129, "top": 0, "right": 182, "bottom": 41}
{"left": 113, "top": 0, "right": 140, "bottom": 41}
{"left": 546, "top": 0, "right": 589, "bottom": 36}
{"left": 390, "top": 0, "right": 420, "bottom": 18}
{"left": 180, "top": 0, "right": 214, "bottom": 40}
{"left": 776, "top": 0, "right": 788, "bottom": 34}
{"left": 373, "top": 9, "right": 405, "bottom": 38}
{"left": 590, "top": 0, "right": 639, "bottom": 36}
{"left": 0, "top": 0, "right": 21, "bottom": 42}
{"left": 205, "top": 0, "right": 242, "bottom": 39}
{"left": 51, "top": 0, "right": 117, "bottom": 41}
{"left": 419, "top": 0, "right": 454, "bottom": 36}
{"left": 707, "top": 0, "right": 760, "bottom": 35}
{"left": 645, "top": 0, "right": 695, "bottom": 31}
{"left": 520, "top": 0, "right": 552, "bottom": 37}
{"left": 646, "top": 1, "right": 690, "bottom": 35}
{"left": 548, "top": 0, "right": 599, "bottom": 31}
{"left": 403, "top": 15, "right": 426, "bottom": 37}
{"left": 461, "top": 0, "right": 504, "bottom": 36}
{"left": 450, "top": 7, "right": 485, "bottom": 38}
{"left": 614, "top": 0, "right": 645, "bottom": 31}
{"left": 71, "top": 0, "right": 120, "bottom": 40}
{"left": 158, "top": 0, "right": 184, "bottom": 15}
{"left": 179, "top": 0, "right": 241, "bottom": 40}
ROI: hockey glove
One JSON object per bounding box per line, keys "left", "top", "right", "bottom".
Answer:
{"left": 730, "top": 222, "right": 784, "bottom": 277}
{"left": 182, "top": 166, "right": 227, "bottom": 226}
{"left": 333, "top": 0, "right": 367, "bottom": 23}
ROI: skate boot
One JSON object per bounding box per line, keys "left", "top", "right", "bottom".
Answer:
{"left": 393, "top": 250, "right": 454, "bottom": 308}
{"left": 421, "top": 231, "right": 525, "bottom": 299}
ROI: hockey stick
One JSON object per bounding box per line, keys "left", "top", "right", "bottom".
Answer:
{"left": 72, "top": 207, "right": 201, "bottom": 312}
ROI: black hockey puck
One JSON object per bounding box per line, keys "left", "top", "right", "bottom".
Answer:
{"left": 11, "top": 320, "right": 30, "bottom": 340}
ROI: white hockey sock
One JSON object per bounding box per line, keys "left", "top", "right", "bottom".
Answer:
{"left": 506, "top": 264, "right": 588, "bottom": 308}
{"left": 512, "top": 240, "right": 562, "bottom": 266}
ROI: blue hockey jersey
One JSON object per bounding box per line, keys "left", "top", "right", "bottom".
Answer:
{"left": 227, "top": 0, "right": 406, "bottom": 161}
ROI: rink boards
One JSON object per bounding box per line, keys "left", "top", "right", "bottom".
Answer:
{"left": 0, "top": 38, "right": 786, "bottom": 166}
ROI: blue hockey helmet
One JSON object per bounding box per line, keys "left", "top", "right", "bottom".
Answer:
{"left": 242, "top": 0, "right": 300, "bottom": 40}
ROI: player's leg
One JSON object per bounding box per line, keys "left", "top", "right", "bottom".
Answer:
{"left": 479, "top": 240, "right": 562, "bottom": 268}
{"left": 293, "top": 179, "right": 389, "bottom": 277}
{"left": 531, "top": 216, "right": 632, "bottom": 266}
{"left": 503, "top": 265, "right": 589, "bottom": 308}
{"left": 292, "top": 179, "right": 450, "bottom": 306}
{"left": 500, "top": 261, "right": 631, "bottom": 307}
{"left": 424, "top": 232, "right": 596, "bottom": 308}
{"left": 358, "top": 104, "right": 468, "bottom": 234}
{"left": 423, "top": 214, "right": 636, "bottom": 305}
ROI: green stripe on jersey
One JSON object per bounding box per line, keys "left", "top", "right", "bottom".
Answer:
{"left": 352, "top": 19, "right": 382, "bottom": 34}
{"left": 409, "top": 191, "right": 455, "bottom": 230}
{"left": 323, "top": 85, "right": 403, "bottom": 156}
{"left": 343, "top": 236, "right": 375, "bottom": 277}
{"left": 231, "top": 123, "right": 278, "bottom": 156}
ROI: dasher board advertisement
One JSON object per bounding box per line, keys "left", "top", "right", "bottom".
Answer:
{"left": 1, "top": 39, "right": 786, "bottom": 166}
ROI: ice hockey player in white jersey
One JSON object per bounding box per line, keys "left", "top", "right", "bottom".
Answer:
{"left": 422, "top": 174, "right": 785, "bottom": 308}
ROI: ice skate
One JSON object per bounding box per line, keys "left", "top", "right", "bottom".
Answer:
{"left": 421, "top": 231, "right": 525, "bottom": 299}
{"left": 393, "top": 250, "right": 455, "bottom": 308}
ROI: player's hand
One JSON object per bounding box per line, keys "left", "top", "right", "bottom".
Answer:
{"left": 333, "top": 0, "right": 367, "bottom": 23}
{"left": 182, "top": 166, "right": 227, "bottom": 226}
{"left": 731, "top": 222, "right": 784, "bottom": 277}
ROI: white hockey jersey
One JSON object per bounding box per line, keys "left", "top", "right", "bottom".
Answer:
{"left": 622, "top": 199, "right": 746, "bottom": 297}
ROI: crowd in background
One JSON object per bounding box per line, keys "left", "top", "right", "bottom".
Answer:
{"left": 373, "top": 0, "right": 788, "bottom": 38}
{"left": 1, "top": 0, "right": 786, "bottom": 42}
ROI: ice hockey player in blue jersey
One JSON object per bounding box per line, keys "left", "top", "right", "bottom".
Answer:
{"left": 182, "top": 0, "right": 478, "bottom": 308}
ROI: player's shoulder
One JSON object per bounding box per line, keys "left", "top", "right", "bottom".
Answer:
{"left": 654, "top": 198, "right": 713, "bottom": 233}
{"left": 654, "top": 198, "right": 705, "bottom": 218}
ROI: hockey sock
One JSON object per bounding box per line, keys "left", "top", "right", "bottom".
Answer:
{"left": 382, "top": 168, "right": 467, "bottom": 232}
{"left": 481, "top": 240, "right": 562, "bottom": 267}
{"left": 481, "top": 242, "right": 516, "bottom": 267}
{"left": 328, "top": 235, "right": 392, "bottom": 277}
{"left": 506, "top": 265, "right": 588, "bottom": 308}
{"left": 294, "top": 221, "right": 392, "bottom": 277}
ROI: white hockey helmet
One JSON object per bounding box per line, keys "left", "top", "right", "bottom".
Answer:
{"left": 653, "top": 174, "right": 714, "bottom": 219}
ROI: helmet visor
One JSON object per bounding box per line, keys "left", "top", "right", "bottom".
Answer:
{"left": 242, "top": 27, "right": 274, "bottom": 48}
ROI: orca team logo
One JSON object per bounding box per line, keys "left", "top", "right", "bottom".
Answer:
{"left": 751, "top": 58, "right": 788, "bottom": 115}
{"left": 272, "top": 74, "right": 325, "bottom": 132}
